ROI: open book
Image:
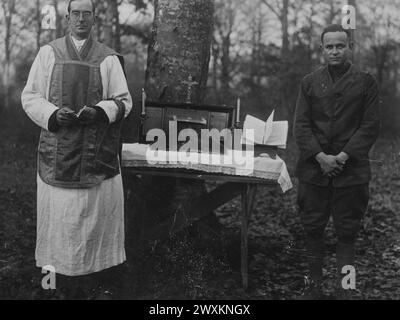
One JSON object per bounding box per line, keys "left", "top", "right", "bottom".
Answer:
{"left": 241, "top": 110, "right": 288, "bottom": 149}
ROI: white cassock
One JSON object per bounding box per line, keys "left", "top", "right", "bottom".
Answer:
{"left": 21, "top": 37, "right": 133, "bottom": 276}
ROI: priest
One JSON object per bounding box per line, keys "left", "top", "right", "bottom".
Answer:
{"left": 21, "top": 0, "right": 132, "bottom": 299}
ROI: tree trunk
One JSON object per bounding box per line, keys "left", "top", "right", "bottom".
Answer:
{"left": 280, "top": 0, "right": 291, "bottom": 122}
{"left": 103, "top": 0, "right": 121, "bottom": 51}
{"left": 36, "top": 0, "right": 41, "bottom": 51}
{"left": 249, "top": 8, "right": 263, "bottom": 90}
{"left": 145, "top": 0, "right": 213, "bottom": 102}
{"left": 220, "top": 32, "right": 231, "bottom": 103}
{"left": 217, "top": 1, "right": 234, "bottom": 104}
{"left": 1, "top": 0, "right": 16, "bottom": 112}
{"left": 53, "top": 0, "right": 62, "bottom": 38}
{"left": 307, "top": 1, "right": 316, "bottom": 68}
{"left": 347, "top": 0, "right": 357, "bottom": 63}
{"left": 103, "top": 0, "right": 114, "bottom": 48}
{"left": 114, "top": 1, "right": 121, "bottom": 52}
{"left": 327, "top": 0, "right": 337, "bottom": 24}
{"left": 211, "top": 35, "right": 219, "bottom": 102}
{"left": 125, "top": 0, "right": 214, "bottom": 243}
{"left": 135, "top": 0, "right": 147, "bottom": 10}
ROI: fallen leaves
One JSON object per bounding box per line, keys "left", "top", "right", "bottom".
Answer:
{"left": 1, "top": 135, "right": 400, "bottom": 299}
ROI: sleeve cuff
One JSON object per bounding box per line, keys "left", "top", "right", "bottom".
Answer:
{"left": 95, "top": 100, "right": 118, "bottom": 123}
{"left": 47, "top": 110, "right": 59, "bottom": 132}
{"left": 92, "top": 105, "right": 109, "bottom": 124}
{"left": 341, "top": 147, "right": 359, "bottom": 161}
{"left": 303, "top": 146, "right": 323, "bottom": 161}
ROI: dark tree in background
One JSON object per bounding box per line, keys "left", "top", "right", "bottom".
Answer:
{"left": 103, "top": 0, "right": 122, "bottom": 51}
{"left": 1, "top": 0, "right": 16, "bottom": 112}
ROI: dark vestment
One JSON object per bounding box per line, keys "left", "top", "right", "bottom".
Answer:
{"left": 38, "top": 34, "right": 126, "bottom": 189}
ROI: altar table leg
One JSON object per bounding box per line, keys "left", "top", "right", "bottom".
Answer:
{"left": 241, "top": 184, "right": 257, "bottom": 290}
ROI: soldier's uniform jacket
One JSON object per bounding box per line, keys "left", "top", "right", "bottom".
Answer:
{"left": 294, "top": 63, "right": 380, "bottom": 187}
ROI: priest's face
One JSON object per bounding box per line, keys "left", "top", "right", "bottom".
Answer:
{"left": 67, "top": 0, "right": 96, "bottom": 40}
{"left": 321, "top": 31, "right": 352, "bottom": 67}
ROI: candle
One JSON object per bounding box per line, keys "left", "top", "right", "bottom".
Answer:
{"left": 141, "top": 88, "right": 146, "bottom": 115}
{"left": 236, "top": 97, "right": 241, "bottom": 123}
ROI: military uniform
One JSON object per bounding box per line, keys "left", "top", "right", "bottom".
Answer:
{"left": 294, "top": 62, "right": 380, "bottom": 288}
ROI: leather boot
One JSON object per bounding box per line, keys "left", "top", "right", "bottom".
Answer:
{"left": 297, "top": 236, "right": 324, "bottom": 300}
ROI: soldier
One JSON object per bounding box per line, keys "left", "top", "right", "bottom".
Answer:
{"left": 294, "top": 24, "right": 380, "bottom": 299}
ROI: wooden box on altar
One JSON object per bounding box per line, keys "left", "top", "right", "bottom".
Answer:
{"left": 139, "top": 101, "right": 236, "bottom": 152}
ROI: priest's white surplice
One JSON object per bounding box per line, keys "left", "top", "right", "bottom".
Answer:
{"left": 21, "top": 37, "right": 132, "bottom": 276}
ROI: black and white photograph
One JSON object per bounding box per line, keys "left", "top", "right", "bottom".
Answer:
{"left": 0, "top": 0, "right": 399, "bottom": 305}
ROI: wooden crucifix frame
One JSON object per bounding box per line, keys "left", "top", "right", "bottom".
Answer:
{"left": 138, "top": 100, "right": 237, "bottom": 145}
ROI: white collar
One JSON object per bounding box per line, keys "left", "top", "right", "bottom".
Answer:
{"left": 70, "top": 35, "right": 87, "bottom": 51}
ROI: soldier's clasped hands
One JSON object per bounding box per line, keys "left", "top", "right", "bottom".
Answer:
{"left": 316, "top": 152, "right": 349, "bottom": 178}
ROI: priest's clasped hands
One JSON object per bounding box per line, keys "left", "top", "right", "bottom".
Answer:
{"left": 315, "top": 151, "right": 349, "bottom": 178}
{"left": 56, "top": 106, "right": 99, "bottom": 127}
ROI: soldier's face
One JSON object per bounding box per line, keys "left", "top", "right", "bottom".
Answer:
{"left": 67, "top": 0, "right": 96, "bottom": 40}
{"left": 321, "top": 32, "right": 352, "bottom": 67}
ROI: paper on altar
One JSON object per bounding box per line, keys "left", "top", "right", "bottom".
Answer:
{"left": 241, "top": 110, "right": 288, "bottom": 149}
{"left": 268, "top": 121, "right": 288, "bottom": 148}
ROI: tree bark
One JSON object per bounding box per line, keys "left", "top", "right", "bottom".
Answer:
{"left": 347, "top": 0, "right": 356, "bottom": 62}
{"left": 211, "top": 35, "right": 219, "bottom": 102}
{"left": 220, "top": 31, "right": 231, "bottom": 103}
{"left": 280, "top": 0, "right": 291, "bottom": 122}
{"left": 327, "top": 0, "right": 337, "bottom": 24}
{"left": 114, "top": 0, "right": 121, "bottom": 52}
{"left": 217, "top": 0, "right": 235, "bottom": 104}
{"left": 125, "top": 0, "right": 214, "bottom": 242}
{"left": 1, "top": 0, "right": 16, "bottom": 112}
{"left": 103, "top": 0, "right": 114, "bottom": 48}
{"left": 103, "top": 0, "right": 122, "bottom": 51}
{"left": 145, "top": 0, "right": 213, "bottom": 103}
{"left": 53, "top": 0, "right": 62, "bottom": 38}
{"left": 36, "top": 0, "right": 42, "bottom": 51}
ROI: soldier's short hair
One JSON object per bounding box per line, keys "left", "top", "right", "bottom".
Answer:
{"left": 321, "top": 25, "right": 352, "bottom": 43}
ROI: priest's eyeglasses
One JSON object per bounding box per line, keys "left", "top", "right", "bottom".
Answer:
{"left": 70, "top": 11, "right": 93, "bottom": 20}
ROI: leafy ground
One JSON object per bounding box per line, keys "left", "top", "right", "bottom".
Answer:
{"left": 1, "top": 122, "right": 399, "bottom": 299}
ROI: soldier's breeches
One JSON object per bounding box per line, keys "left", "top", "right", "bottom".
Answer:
{"left": 298, "top": 182, "right": 369, "bottom": 242}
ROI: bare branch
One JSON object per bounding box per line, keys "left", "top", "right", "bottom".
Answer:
{"left": 260, "top": 0, "right": 281, "bottom": 19}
